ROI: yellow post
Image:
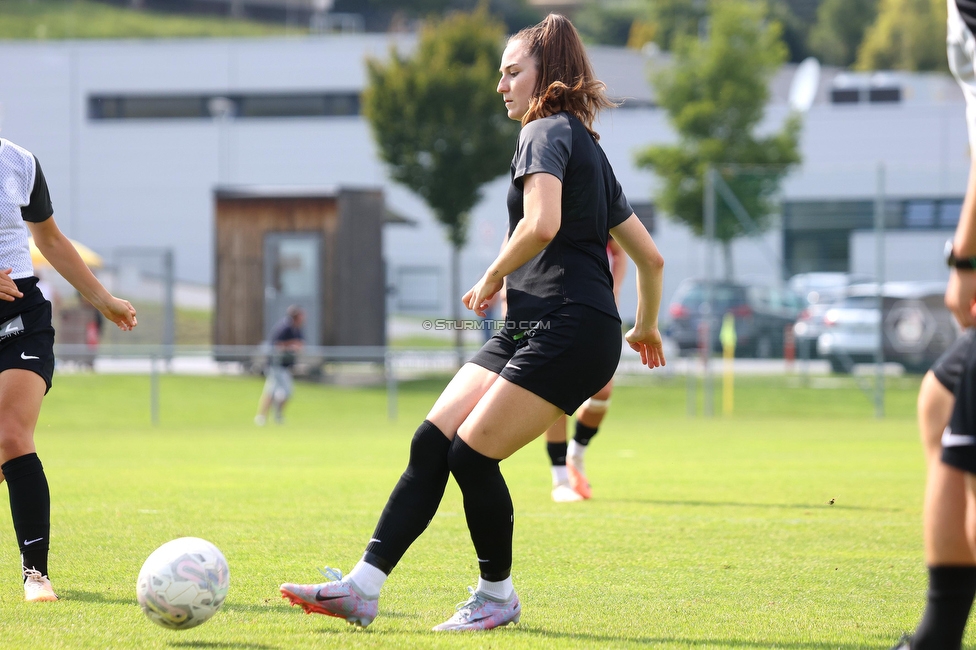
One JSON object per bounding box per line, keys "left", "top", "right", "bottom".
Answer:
{"left": 720, "top": 312, "right": 737, "bottom": 416}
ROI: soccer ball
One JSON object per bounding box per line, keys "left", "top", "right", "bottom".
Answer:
{"left": 136, "top": 537, "right": 230, "bottom": 630}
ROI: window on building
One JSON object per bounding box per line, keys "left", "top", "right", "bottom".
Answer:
{"left": 904, "top": 200, "right": 935, "bottom": 228}
{"left": 89, "top": 92, "right": 361, "bottom": 120}
{"left": 940, "top": 200, "right": 963, "bottom": 228}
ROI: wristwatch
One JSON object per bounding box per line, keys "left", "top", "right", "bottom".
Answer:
{"left": 945, "top": 239, "right": 976, "bottom": 270}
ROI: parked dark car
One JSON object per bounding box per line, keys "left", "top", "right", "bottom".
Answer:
{"left": 666, "top": 279, "right": 805, "bottom": 357}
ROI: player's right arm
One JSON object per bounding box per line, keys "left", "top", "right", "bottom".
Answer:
{"left": 610, "top": 213, "right": 665, "bottom": 368}
{"left": 0, "top": 268, "right": 23, "bottom": 302}
{"left": 947, "top": 162, "right": 976, "bottom": 327}
{"left": 27, "top": 217, "right": 137, "bottom": 330}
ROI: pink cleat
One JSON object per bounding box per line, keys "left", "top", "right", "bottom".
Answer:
{"left": 432, "top": 587, "right": 521, "bottom": 631}
{"left": 279, "top": 568, "right": 378, "bottom": 627}
{"left": 23, "top": 569, "right": 58, "bottom": 602}
{"left": 566, "top": 456, "right": 591, "bottom": 499}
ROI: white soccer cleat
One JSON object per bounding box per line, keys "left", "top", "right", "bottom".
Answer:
{"left": 24, "top": 569, "right": 58, "bottom": 602}
{"left": 432, "top": 587, "right": 520, "bottom": 631}
{"left": 551, "top": 482, "right": 583, "bottom": 503}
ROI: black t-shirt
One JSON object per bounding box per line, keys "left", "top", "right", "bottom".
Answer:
{"left": 505, "top": 112, "right": 633, "bottom": 325}
{"left": 269, "top": 317, "right": 303, "bottom": 367}
{"left": 960, "top": 1, "right": 976, "bottom": 33}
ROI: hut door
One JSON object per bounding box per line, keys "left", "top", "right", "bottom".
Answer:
{"left": 264, "top": 232, "right": 321, "bottom": 345}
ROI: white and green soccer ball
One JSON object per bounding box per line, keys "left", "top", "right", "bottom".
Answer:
{"left": 136, "top": 537, "right": 230, "bottom": 630}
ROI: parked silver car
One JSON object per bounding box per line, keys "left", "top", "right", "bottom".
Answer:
{"left": 790, "top": 272, "right": 872, "bottom": 359}
{"left": 817, "top": 282, "right": 958, "bottom": 374}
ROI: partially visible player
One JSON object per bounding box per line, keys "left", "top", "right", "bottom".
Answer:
{"left": 891, "top": 2, "right": 976, "bottom": 646}
{"left": 547, "top": 238, "right": 626, "bottom": 502}
{"left": 255, "top": 305, "right": 305, "bottom": 426}
{"left": 0, "top": 137, "right": 137, "bottom": 603}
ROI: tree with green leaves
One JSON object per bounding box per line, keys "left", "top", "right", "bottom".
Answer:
{"left": 646, "top": 0, "right": 707, "bottom": 52}
{"left": 362, "top": 7, "right": 518, "bottom": 356}
{"left": 809, "top": 0, "right": 878, "bottom": 67}
{"left": 636, "top": 0, "right": 801, "bottom": 279}
{"left": 856, "top": 0, "right": 946, "bottom": 71}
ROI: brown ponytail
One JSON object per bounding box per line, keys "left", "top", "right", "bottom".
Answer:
{"left": 510, "top": 14, "right": 616, "bottom": 139}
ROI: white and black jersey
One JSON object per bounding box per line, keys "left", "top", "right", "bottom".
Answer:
{"left": 958, "top": 0, "right": 976, "bottom": 34}
{"left": 505, "top": 112, "right": 633, "bottom": 325}
{"left": 0, "top": 140, "right": 56, "bottom": 390}
{"left": 0, "top": 139, "right": 52, "bottom": 281}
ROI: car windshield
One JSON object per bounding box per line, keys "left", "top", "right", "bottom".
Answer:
{"left": 837, "top": 296, "right": 878, "bottom": 309}
{"left": 675, "top": 284, "right": 746, "bottom": 308}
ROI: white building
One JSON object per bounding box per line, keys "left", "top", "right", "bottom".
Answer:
{"left": 0, "top": 34, "right": 969, "bottom": 323}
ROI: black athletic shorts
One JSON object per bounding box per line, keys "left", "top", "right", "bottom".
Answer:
{"left": 0, "top": 300, "right": 55, "bottom": 393}
{"left": 941, "top": 330, "right": 976, "bottom": 474}
{"left": 468, "top": 303, "right": 621, "bottom": 414}
{"left": 933, "top": 329, "right": 975, "bottom": 393}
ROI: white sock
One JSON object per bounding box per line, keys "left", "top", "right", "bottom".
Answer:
{"left": 567, "top": 439, "right": 586, "bottom": 460}
{"left": 477, "top": 576, "right": 513, "bottom": 601}
{"left": 347, "top": 560, "right": 386, "bottom": 600}
{"left": 551, "top": 465, "right": 568, "bottom": 485}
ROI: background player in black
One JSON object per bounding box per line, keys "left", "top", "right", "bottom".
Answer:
{"left": 0, "top": 139, "right": 137, "bottom": 603}
{"left": 280, "top": 13, "right": 665, "bottom": 631}
{"left": 254, "top": 305, "right": 304, "bottom": 426}
{"left": 545, "top": 237, "right": 626, "bottom": 502}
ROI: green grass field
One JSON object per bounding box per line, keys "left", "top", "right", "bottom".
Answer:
{"left": 0, "top": 372, "right": 956, "bottom": 648}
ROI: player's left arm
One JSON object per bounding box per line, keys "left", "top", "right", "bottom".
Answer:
{"left": 610, "top": 214, "right": 665, "bottom": 368}
{"left": 28, "top": 217, "right": 137, "bottom": 330}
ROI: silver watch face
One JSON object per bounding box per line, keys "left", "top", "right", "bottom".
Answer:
{"left": 946, "top": 239, "right": 955, "bottom": 264}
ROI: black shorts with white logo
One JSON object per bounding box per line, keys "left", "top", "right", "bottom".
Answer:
{"left": 468, "top": 303, "right": 621, "bottom": 414}
{"left": 933, "top": 329, "right": 975, "bottom": 393}
{"left": 941, "top": 331, "right": 976, "bottom": 473}
{"left": 0, "top": 300, "right": 55, "bottom": 393}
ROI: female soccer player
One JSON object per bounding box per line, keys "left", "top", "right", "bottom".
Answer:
{"left": 281, "top": 13, "right": 665, "bottom": 631}
{"left": 0, "top": 138, "right": 137, "bottom": 602}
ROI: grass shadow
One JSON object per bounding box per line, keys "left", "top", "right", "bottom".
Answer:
{"left": 610, "top": 498, "right": 903, "bottom": 513}
{"left": 61, "top": 590, "right": 286, "bottom": 616}
{"left": 512, "top": 626, "right": 894, "bottom": 649}
{"left": 60, "top": 589, "right": 132, "bottom": 606}
{"left": 166, "top": 641, "right": 278, "bottom": 650}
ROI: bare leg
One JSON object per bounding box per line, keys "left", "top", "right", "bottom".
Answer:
{"left": 919, "top": 372, "right": 976, "bottom": 565}
{"left": 544, "top": 415, "right": 568, "bottom": 443}
{"left": 0, "top": 369, "right": 53, "bottom": 595}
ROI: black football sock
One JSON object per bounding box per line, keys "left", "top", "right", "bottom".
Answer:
{"left": 546, "top": 441, "right": 567, "bottom": 467}
{"left": 912, "top": 565, "right": 976, "bottom": 650}
{"left": 448, "top": 436, "right": 513, "bottom": 581}
{"left": 2, "top": 453, "right": 51, "bottom": 579}
{"left": 362, "top": 420, "right": 452, "bottom": 574}
{"left": 573, "top": 422, "right": 599, "bottom": 446}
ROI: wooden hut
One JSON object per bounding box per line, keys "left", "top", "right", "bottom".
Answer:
{"left": 214, "top": 186, "right": 385, "bottom": 348}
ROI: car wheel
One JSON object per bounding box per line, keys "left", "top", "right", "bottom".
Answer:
{"left": 828, "top": 355, "right": 848, "bottom": 374}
